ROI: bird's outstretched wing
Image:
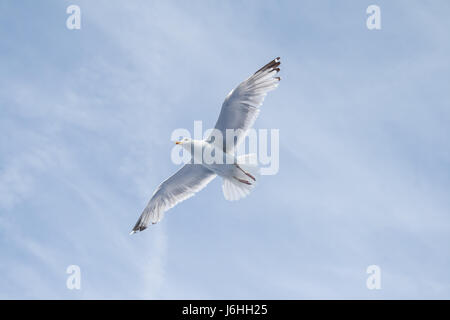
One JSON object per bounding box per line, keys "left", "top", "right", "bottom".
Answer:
{"left": 131, "top": 164, "right": 216, "bottom": 233}
{"left": 209, "top": 57, "right": 281, "bottom": 153}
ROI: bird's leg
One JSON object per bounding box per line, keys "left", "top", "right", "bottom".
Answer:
{"left": 233, "top": 176, "right": 252, "bottom": 185}
{"left": 235, "top": 164, "right": 256, "bottom": 181}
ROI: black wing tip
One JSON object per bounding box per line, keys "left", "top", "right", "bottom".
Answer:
{"left": 130, "top": 226, "right": 148, "bottom": 235}
{"left": 254, "top": 57, "right": 282, "bottom": 75}
{"left": 130, "top": 219, "right": 149, "bottom": 234}
{"left": 129, "top": 219, "right": 158, "bottom": 234}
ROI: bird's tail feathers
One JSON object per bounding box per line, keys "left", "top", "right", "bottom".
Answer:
{"left": 222, "top": 153, "right": 260, "bottom": 201}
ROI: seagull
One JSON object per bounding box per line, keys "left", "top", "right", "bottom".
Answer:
{"left": 130, "top": 57, "right": 281, "bottom": 234}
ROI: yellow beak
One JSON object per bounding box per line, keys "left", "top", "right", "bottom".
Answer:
{"left": 175, "top": 141, "right": 182, "bottom": 145}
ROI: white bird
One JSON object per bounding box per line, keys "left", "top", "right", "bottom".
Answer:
{"left": 131, "top": 57, "right": 281, "bottom": 234}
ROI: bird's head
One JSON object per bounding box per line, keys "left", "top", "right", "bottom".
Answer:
{"left": 175, "top": 137, "right": 199, "bottom": 154}
{"left": 175, "top": 137, "right": 205, "bottom": 155}
{"left": 175, "top": 137, "right": 191, "bottom": 145}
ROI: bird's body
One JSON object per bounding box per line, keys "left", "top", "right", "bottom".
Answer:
{"left": 182, "top": 139, "right": 255, "bottom": 183}
{"left": 131, "top": 57, "right": 281, "bottom": 233}
{"left": 185, "top": 139, "right": 239, "bottom": 177}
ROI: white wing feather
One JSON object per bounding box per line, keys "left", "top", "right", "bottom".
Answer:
{"left": 131, "top": 164, "right": 216, "bottom": 233}
{"left": 210, "top": 57, "right": 281, "bottom": 152}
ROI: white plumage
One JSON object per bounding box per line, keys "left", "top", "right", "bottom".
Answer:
{"left": 131, "top": 57, "right": 281, "bottom": 233}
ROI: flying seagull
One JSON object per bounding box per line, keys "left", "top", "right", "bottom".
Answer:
{"left": 131, "top": 57, "right": 281, "bottom": 234}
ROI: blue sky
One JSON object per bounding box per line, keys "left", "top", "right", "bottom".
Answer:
{"left": 1, "top": 0, "right": 450, "bottom": 299}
